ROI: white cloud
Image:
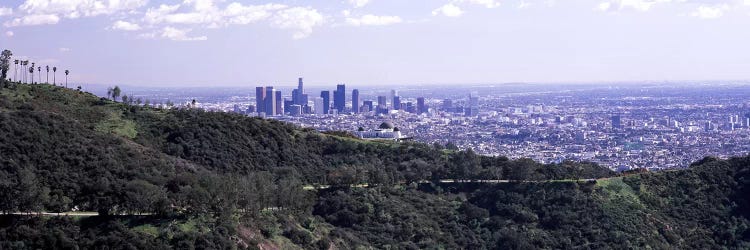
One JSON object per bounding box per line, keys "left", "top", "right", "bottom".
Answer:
{"left": 160, "top": 26, "right": 207, "bottom": 41}
{"left": 346, "top": 14, "right": 402, "bottom": 26}
{"left": 691, "top": 4, "right": 729, "bottom": 19}
{"left": 4, "top": 31, "right": 13, "bottom": 37}
{"left": 432, "top": 0, "right": 500, "bottom": 17}
{"left": 461, "top": 0, "right": 500, "bottom": 8}
{"left": 601, "top": 0, "right": 676, "bottom": 12}
{"left": 3, "top": 14, "right": 60, "bottom": 27}
{"left": 271, "top": 7, "right": 325, "bottom": 39}
{"left": 222, "top": 3, "right": 287, "bottom": 26}
{"left": 143, "top": 4, "right": 180, "bottom": 24}
{"left": 348, "top": 0, "right": 370, "bottom": 8}
{"left": 59, "top": 47, "right": 71, "bottom": 52}
{"left": 518, "top": 1, "right": 532, "bottom": 9}
{"left": 0, "top": 7, "right": 13, "bottom": 16}
{"left": 18, "top": 0, "right": 148, "bottom": 19}
{"left": 143, "top": 2, "right": 286, "bottom": 28}
{"left": 597, "top": 2, "right": 611, "bottom": 11}
{"left": 111, "top": 20, "right": 141, "bottom": 31}
{"left": 432, "top": 3, "right": 464, "bottom": 17}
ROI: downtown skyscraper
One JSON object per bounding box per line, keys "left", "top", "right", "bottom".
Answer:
{"left": 320, "top": 91, "right": 330, "bottom": 115}
{"left": 333, "top": 84, "right": 346, "bottom": 113}
{"left": 352, "top": 89, "right": 360, "bottom": 113}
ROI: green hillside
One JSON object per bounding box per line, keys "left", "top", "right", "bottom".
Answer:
{"left": 0, "top": 83, "right": 748, "bottom": 249}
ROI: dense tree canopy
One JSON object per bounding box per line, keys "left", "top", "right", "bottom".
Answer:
{"left": 0, "top": 84, "right": 747, "bottom": 249}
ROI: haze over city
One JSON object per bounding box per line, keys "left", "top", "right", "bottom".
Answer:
{"left": 2, "top": 0, "right": 750, "bottom": 87}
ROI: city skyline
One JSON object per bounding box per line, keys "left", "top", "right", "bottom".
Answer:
{"left": 2, "top": 0, "right": 750, "bottom": 87}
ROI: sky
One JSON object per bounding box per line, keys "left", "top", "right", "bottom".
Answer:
{"left": 1, "top": 0, "right": 750, "bottom": 87}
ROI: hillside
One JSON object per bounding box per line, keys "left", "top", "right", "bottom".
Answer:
{"left": 0, "top": 83, "right": 748, "bottom": 249}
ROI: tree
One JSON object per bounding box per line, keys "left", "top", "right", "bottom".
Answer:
{"left": 107, "top": 86, "right": 122, "bottom": 101}
{"left": 29, "top": 64, "right": 34, "bottom": 84}
{"left": 64, "top": 70, "right": 69, "bottom": 88}
{"left": 53, "top": 66, "right": 57, "bottom": 85}
{"left": 37, "top": 66, "right": 41, "bottom": 83}
{"left": 0, "top": 50, "right": 11, "bottom": 83}
{"left": 14, "top": 59, "right": 19, "bottom": 82}
{"left": 45, "top": 65, "right": 49, "bottom": 84}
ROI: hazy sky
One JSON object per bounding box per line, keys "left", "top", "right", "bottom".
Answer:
{"left": 1, "top": 0, "right": 750, "bottom": 87}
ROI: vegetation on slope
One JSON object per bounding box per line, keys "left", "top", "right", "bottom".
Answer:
{"left": 0, "top": 83, "right": 748, "bottom": 249}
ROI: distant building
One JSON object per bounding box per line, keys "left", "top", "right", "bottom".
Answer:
{"left": 390, "top": 89, "right": 398, "bottom": 109}
{"left": 363, "top": 100, "right": 374, "bottom": 113}
{"left": 377, "top": 96, "right": 387, "bottom": 114}
{"left": 265, "top": 86, "right": 275, "bottom": 115}
{"left": 255, "top": 86, "right": 265, "bottom": 114}
{"left": 466, "top": 92, "right": 479, "bottom": 116}
{"left": 288, "top": 104, "right": 302, "bottom": 116}
{"left": 320, "top": 91, "right": 330, "bottom": 114}
{"left": 334, "top": 84, "right": 346, "bottom": 112}
{"left": 352, "top": 89, "right": 360, "bottom": 113}
{"left": 313, "top": 97, "right": 325, "bottom": 115}
{"left": 612, "top": 115, "right": 622, "bottom": 129}
{"left": 284, "top": 99, "right": 294, "bottom": 114}
{"left": 417, "top": 97, "right": 426, "bottom": 115}
{"left": 405, "top": 102, "right": 415, "bottom": 113}
{"left": 275, "top": 90, "right": 282, "bottom": 115}
{"left": 355, "top": 122, "right": 404, "bottom": 141}
{"left": 442, "top": 99, "right": 452, "bottom": 111}
{"left": 393, "top": 96, "right": 401, "bottom": 110}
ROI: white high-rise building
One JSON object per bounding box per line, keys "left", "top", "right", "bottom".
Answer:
{"left": 313, "top": 97, "right": 325, "bottom": 115}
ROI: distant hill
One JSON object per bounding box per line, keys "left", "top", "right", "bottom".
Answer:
{"left": 0, "top": 83, "right": 747, "bottom": 249}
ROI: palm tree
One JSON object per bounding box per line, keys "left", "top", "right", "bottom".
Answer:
{"left": 53, "top": 67, "right": 57, "bottom": 85}
{"left": 13, "top": 60, "right": 18, "bottom": 82}
{"left": 37, "top": 66, "right": 41, "bottom": 83}
{"left": 64, "top": 70, "right": 69, "bottom": 88}
{"left": 29, "top": 66, "right": 34, "bottom": 84}
{"left": 21, "top": 61, "right": 26, "bottom": 83}
{"left": 30, "top": 63, "right": 35, "bottom": 84}
{"left": 45, "top": 66, "right": 49, "bottom": 84}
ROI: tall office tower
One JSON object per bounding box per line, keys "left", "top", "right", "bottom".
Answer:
{"left": 417, "top": 97, "right": 426, "bottom": 114}
{"left": 405, "top": 102, "right": 415, "bottom": 113}
{"left": 298, "top": 77, "right": 304, "bottom": 93}
{"left": 288, "top": 105, "right": 302, "bottom": 116}
{"left": 612, "top": 115, "right": 622, "bottom": 129}
{"left": 377, "top": 96, "right": 387, "bottom": 108}
{"left": 264, "top": 86, "right": 275, "bottom": 115}
{"left": 352, "top": 89, "right": 360, "bottom": 113}
{"left": 466, "top": 91, "right": 479, "bottom": 116}
{"left": 389, "top": 90, "right": 398, "bottom": 109}
{"left": 376, "top": 96, "right": 387, "bottom": 114}
{"left": 705, "top": 121, "right": 713, "bottom": 132}
{"left": 293, "top": 77, "right": 305, "bottom": 105}
{"left": 334, "top": 84, "right": 346, "bottom": 112}
{"left": 284, "top": 99, "right": 294, "bottom": 114}
{"left": 275, "top": 90, "right": 283, "bottom": 115}
{"left": 363, "top": 100, "right": 373, "bottom": 113}
{"left": 442, "top": 99, "right": 453, "bottom": 111}
{"left": 255, "top": 86, "right": 266, "bottom": 114}
{"left": 320, "top": 91, "right": 330, "bottom": 114}
{"left": 313, "top": 97, "right": 325, "bottom": 115}
{"left": 393, "top": 96, "right": 401, "bottom": 110}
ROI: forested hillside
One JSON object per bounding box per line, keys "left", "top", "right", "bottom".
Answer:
{"left": 0, "top": 83, "right": 748, "bottom": 249}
